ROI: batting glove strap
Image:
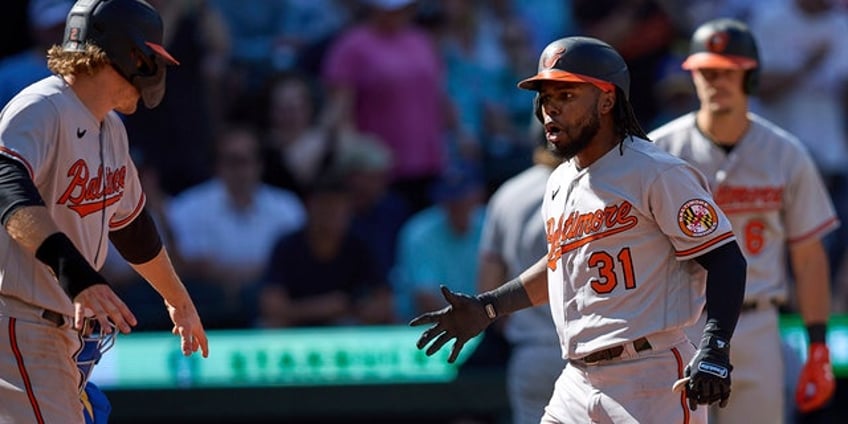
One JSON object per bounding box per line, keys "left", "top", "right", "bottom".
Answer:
{"left": 795, "top": 342, "right": 836, "bottom": 413}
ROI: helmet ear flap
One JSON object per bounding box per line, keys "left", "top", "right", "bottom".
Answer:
{"left": 743, "top": 69, "right": 759, "bottom": 95}
{"left": 534, "top": 94, "right": 543, "bottom": 123}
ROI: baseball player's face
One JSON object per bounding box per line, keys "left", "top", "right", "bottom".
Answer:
{"left": 691, "top": 68, "right": 746, "bottom": 116}
{"left": 108, "top": 66, "right": 141, "bottom": 115}
{"left": 537, "top": 81, "right": 602, "bottom": 160}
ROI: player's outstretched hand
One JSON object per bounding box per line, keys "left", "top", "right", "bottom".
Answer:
{"left": 681, "top": 334, "right": 733, "bottom": 410}
{"left": 73, "top": 284, "right": 137, "bottom": 334}
{"left": 409, "top": 285, "right": 492, "bottom": 363}
{"left": 795, "top": 343, "right": 835, "bottom": 413}
{"left": 166, "top": 300, "right": 209, "bottom": 358}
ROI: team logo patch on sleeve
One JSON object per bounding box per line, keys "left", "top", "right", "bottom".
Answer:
{"left": 677, "top": 199, "right": 719, "bottom": 237}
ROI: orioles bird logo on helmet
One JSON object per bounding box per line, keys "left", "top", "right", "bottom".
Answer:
{"left": 543, "top": 47, "right": 566, "bottom": 69}
{"left": 707, "top": 32, "right": 730, "bottom": 54}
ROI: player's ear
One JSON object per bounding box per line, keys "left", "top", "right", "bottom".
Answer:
{"left": 597, "top": 89, "right": 615, "bottom": 114}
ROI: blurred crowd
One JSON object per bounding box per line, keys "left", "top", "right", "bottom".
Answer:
{"left": 2, "top": 0, "right": 848, "bottom": 331}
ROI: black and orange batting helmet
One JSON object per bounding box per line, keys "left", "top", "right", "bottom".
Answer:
{"left": 682, "top": 18, "right": 760, "bottom": 94}
{"left": 517, "top": 36, "right": 646, "bottom": 139}
{"left": 518, "top": 36, "right": 630, "bottom": 99}
{"left": 62, "top": 0, "right": 179, "bottom": 108}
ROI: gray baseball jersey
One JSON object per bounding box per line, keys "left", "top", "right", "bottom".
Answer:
{"left": 0, "top": 75, "right": 145, "bottom": 317}
{"left": 650, "top": 112, "right": 839, "bottom": 303}
{"left": 541, "top": 137, "right": 735, "bottom": 360}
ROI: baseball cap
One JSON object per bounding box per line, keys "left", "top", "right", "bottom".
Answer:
{"left": 517, "top": 37, "right": 625, "bottom": 96}
{"left": 681, "top": 19, "right": 758, "bottom": 70}
{"left": 681, "top": 52, "right": 757, "bottom": 70}
{"left": 29, "top": 0, "right": 73, "bottom": 30}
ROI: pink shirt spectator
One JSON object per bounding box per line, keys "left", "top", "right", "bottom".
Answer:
{"left": 322, "top": 24, "right": 444, "bottom": 180}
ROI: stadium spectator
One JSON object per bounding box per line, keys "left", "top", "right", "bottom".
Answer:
{"left": 321, "top": 0, "right": 447, "bottom": 212}
{"left": 258, "top": 171, "right": 395, "bottom": 327}
{"left": 167, "top": 124, "right": 305, "bottom": 328}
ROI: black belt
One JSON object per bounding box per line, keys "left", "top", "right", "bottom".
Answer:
{"left": 41, "top": 309, "right": 65, "bottom": 327}
{"left": 581, "top": 337, "right": 652, "bottom": 364}
{"left": 741, "top": 298, "right": 780, "bottom": 313}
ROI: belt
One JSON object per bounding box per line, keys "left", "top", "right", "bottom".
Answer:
{"left": 741, "top": 298, "right": 781, "bottom": 313}
{"left": 41, "top": 309, "right": 65, "bottom": 327}
{"left": 581, "top": 337, "right": 652, "bottom": 364}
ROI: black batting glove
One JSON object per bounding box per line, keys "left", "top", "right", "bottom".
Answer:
{"left": 684, "top": 332, "right": 733, "bottom": 410}
{"left": 409, "top": 285, "right": 493, "bottom": 363}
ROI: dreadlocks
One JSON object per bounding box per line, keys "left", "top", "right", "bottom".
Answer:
{"left": 612, "top": 87, "right": 649, "bottom": 154}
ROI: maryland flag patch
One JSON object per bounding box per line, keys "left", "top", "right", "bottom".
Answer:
{"left": 677, "top": 199, "right": 719, "bottom": 237}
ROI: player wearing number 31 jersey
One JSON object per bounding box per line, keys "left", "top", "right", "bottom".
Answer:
{"left": 411, "top": 36, "right": 747, "bottom": 423}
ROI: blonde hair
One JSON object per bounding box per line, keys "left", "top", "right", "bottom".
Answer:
{"left": 46, "top": 43, "right": 110, "bottom": 77}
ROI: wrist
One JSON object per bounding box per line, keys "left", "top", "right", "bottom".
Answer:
{"left": 476, "top": 293, "right": 498, "bottom": 320}
{"left": 476, "top": 277, "right": 531, "bottom": 320}
{"left": 806, "top": 323, "right": 827, "bottom": 344}
{"left": 35, "top": 232, "right": 109, "bottom": 299}
{"left": 700, "top": 321, "right": 730, "bottom": 353}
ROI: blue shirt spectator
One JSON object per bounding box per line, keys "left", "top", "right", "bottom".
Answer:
{"left": 392, "top": 163, "right": 487, "bottom": 322}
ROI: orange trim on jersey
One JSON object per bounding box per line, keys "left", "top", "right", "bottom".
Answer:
{"left": 560, "top": 223, "right": 639, "bottom": 254}
{"left": 9, "top": 318, "right": 46, "bottom": 424}
{"left": 788, "top": 217, "right": 839, "bottom": 245}
{"left": 675, "top": 231, "right": 734, "bottom": 258}
{"left": 0, "top": 146, "right": 35, "bottom": 179}
{"left": 109, "top": 192, "right": 146, "bottom": 229}
{"left": 671, "top": 347, "right": 690, "bottom": 424}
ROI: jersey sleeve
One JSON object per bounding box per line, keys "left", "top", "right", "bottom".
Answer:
{"left": 784, "top": 148, "right": 840, "bottom": 244}
{"left": 0, "top": 94, "right": 58, "bottom": 182}
{"left": 648, "top": 163, "right": 736, "bottom": 261}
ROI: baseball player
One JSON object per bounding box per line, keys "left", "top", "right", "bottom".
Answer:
{"left": 411, "top": 36, "right": 748, "bottom": 423}
{"left": 478, "top": 141, "right": 565, "bottom": 424}
{"left": 649, "top": 18, "right": 837, "bottom": 423}
{"left": 0, "top": 1, "right": 209, "bottom": 423}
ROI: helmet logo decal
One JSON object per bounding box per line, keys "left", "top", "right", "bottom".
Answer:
{"left": 707, "top": 32, "right": 730, "bottom": 54}
{"left": 543, "top": 46, "right": 566, "bottom": 69}
{"left": 677, "top": 199, "right": 719, "bottom": 237}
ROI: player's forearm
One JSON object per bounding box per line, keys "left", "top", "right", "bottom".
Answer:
{"left": 130, "top": 246, "right": 193, "bottom": 308}
{"left": 6, "top": 205, "right": 111, "bottom": 298}
{"left": 4, "top": 205, "right": 61, "bottom": 253}
{"left": 790, "top": 240, "right": 831, "bottom": 327}
{"left": 518, "top": 255, "right": 550, "bottom": 306}
{"left": 696, "top": 241, "right": 747, "bottom": 341}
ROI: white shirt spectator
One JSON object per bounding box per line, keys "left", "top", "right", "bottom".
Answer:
{"left": 168, "top": 178, "right": 305, "bottom": 270}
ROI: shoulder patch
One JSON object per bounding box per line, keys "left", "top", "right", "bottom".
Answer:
{"left": 677, "top": 199, "right": 719, "bottom": 237}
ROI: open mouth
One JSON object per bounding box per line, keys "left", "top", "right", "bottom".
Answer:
{"left": 545, "top": 122, "right": 562, "bottom": 135}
